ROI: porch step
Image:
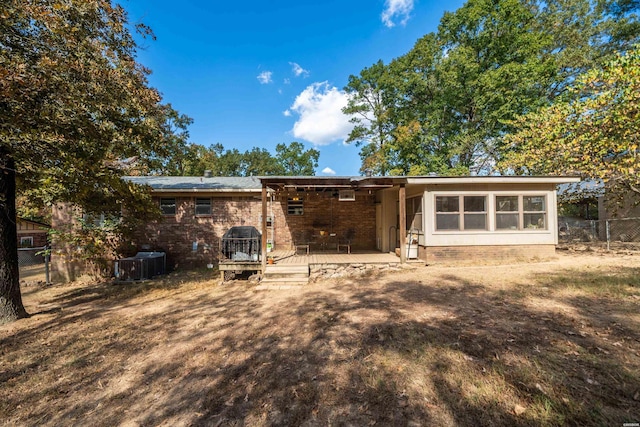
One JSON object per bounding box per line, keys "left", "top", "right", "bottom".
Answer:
{"left": 259, "top": 277, "right": 310, "bottom": 286}
{"left": 262, "top": 264, "right": 309, "bottom": 285}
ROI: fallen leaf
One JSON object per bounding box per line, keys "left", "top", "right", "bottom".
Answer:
{"left": 514, "top": 404, "right": 526, "bottom": 415}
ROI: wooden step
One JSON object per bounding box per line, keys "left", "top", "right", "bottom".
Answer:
{"left": 263, "top": 264, "right": 309, "bottom": 280}
{"left": 262, "top": 264, "right": 309, "bottom": 285}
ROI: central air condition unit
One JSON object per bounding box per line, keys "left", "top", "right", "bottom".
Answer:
{"left": 338, "top": 190, "right": 356, "bottom": 201}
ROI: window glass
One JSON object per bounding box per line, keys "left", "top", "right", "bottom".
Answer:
{"left": 20, "top": 236, "right": 33, "bottom": 248}
{"left": 463, "top": 196, "right": 486, "bottom": 230}
{"left": 464, "top": 196, "right": 485, "bottom": 212}
{"left": 436, "top": 214, "right": 459, "bottom": 230}
{"left": 407, "top": 196, "right": 423, "bottom": 231}
{"left": 160, "top": 198, "right": 176, "bottom": 215}
{"left": 496, "top": 196, "right": 518, "bottom": 212}
{"left": 524, "top": 213, "right": 546, "bottom": 229}
{"left": 496, "top": 213, "right": 519, "bottom": 229}
{"left": 496, "top": 196, "right": 519, "bottom": 229}
{"left": 436, "top": 196, "right": 459, "bottom": 212}
{"left": 195, "top": 198, "right": 211, "bottom": 215}
{"left": 464, "top": 214, "right": 486, "bottom": 230}
{"left": 524, "top": 196, "right": 545, "bottom": 211}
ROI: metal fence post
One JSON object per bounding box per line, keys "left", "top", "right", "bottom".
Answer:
{"left": 606, "top": 220, "right": 610, "bottom": 251}
{"left": 44, "top": 247, "right": 51, "bottom": 285}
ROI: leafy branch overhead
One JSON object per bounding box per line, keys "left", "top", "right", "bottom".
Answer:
{"left": 502, "top": 48, "right": 640, "bottom": 199}
{"left": 0, "top": 0, "right": 190, "bottom": 323}
{"left": 342, "top": 0, "right": 639, "bottom": 176}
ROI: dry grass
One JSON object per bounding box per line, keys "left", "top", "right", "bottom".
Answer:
{"left": 2, "top": 251, "right": 640, "bottom": 426}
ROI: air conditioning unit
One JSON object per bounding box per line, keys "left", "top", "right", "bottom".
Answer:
{"left": 338, "top": 190, "right": 355, "bottom": 201}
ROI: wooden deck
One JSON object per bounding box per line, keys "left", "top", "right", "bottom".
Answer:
{"left": 269, "top": 250, "right": 401, "bottom": 266}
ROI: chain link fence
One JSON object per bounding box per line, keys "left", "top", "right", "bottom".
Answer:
{"left": 558, "top": 217, "right": 640, "bottom": 250}
{"left": 18, "top": 246, "right": 51, "bottom": 284}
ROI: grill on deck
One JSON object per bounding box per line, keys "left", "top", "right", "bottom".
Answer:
{"left": 220, "top": 226, "right": 261, "bottom": 262}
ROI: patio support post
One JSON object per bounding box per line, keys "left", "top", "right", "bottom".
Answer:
{"left": 261, "top": 183, "right": 267, "bottom": 273}
{"left": 399, "top": 184, "right": 407, "bottom": 264}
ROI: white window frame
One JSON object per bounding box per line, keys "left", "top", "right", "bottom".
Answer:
{"left": 19, "top": 236, "right": 34, "bottom": 248}
{"left": 495, "top": 195, "right": 547, "bottom": 231}
{"left": 435, "top": 194, "right": 488, "bottom": 231}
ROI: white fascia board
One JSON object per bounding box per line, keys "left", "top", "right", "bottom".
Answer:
{"left": 406, "top": 176, "right": 581, "bottom": 185}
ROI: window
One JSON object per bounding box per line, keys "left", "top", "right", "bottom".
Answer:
{"left": 496, "top": 195, "right": 547, "bottom": 230}
{"left": 82, "top": 212, "right": 121, "bottom": 229}
{"left": 287, "top": 197, "right": 304, "bottom": 215}
{"left": 160, "top": 198, "right": 176, "bottom": 215}
{"left": 19, "top": 236, "right": 33, "bottom": 248}
{"left": 524, "top": 196, "right": 546, "bottom": 229}
{"left": 195, "top": 198, "right": 211, "bottom": 216}
{"left": 406, "top": 196, "right": 423, "bottom": 232}
{"left": 496, "top": 196, "right": 519, "bottom": 230}
{"left": 435, "top": 195, "right": 487, "bottom": 231}
{"left": 464, "top": 196, "right": 487, "bottom": 230}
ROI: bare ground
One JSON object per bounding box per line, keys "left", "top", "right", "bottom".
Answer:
{"left": 2, "top": 249, "right": 640, "bottom": 426}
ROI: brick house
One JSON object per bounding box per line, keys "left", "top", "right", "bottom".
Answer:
{"left": 120, "top": 174, "right": 579, "bottom": 269}
{"left": 17, "top": 218, "right": 50, "bottom": 248}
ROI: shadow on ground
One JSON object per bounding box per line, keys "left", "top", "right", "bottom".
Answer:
{"left": 1, "top": 264, "right": 639, "bottom": 426}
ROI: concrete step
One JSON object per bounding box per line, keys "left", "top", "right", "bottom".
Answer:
{"left": 260, "top": 277, "right": 309, "bottom": 287}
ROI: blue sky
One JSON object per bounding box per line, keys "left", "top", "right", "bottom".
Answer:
{"left": 124, "top": 0, "right": 466, "bottom": 176}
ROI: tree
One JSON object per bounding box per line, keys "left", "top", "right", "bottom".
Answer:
{"left": 0, "top": 0, "right": 187, "bottom": 324}
{"left": 342, "top": 60, "right": 396, "bottom": 176}
{"left": 274, "top": 142, "right": 319, "bottom": 175}
{"left": 502, "top": 48, "right": 640, "bottom": 201}
{"left": 342, "top": 0, "right": 639, "bottom": 176}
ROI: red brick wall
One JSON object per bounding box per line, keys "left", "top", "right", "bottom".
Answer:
{"left": 134, "top": 196, "right": 264, "bottom": 269}
{"left": 271, "top": 191, "right": 376, "bottom": 251}
{"left": 423, "top": 244, "right": 556, "bottom": 264}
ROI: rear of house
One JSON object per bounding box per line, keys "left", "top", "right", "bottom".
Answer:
{"left": 51, "top": 174, "right": 579, "bottom": 279}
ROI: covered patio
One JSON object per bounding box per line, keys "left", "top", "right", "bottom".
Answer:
{"left": 258, "top": 176, "right": 412, "bottom": 272}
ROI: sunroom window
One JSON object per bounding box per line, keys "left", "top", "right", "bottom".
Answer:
{"left": 495, "top": 195, "right": 547, "bottom": 230}
{"left": 435, "top": 195, "right": 487, "bottom": 231}
{"left": 523, "top": 196, "right": 546, "bottom": 229}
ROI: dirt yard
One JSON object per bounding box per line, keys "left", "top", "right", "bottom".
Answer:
{"left": 2, "top": 249, "right": 639, "bottom": 426}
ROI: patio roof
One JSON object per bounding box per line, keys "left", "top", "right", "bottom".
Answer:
{"left": 258, "top": 176, "right": 404, "bottom": 190}
{"left": 259, "top": 175, "right": 580, "bottom": 189}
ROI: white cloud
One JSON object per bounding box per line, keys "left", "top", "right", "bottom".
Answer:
{"left": 284, "top": 78, "right": 291, "bottom": 84}
{"left": 289, "top": 62, "right": 309, "bottom": 77}
{"left": 283, "top": 109, "right": 291, "bottom": 117}
{"left": 257, "top": 71, "right": 273, "bottom": 84}
{"left": 289, "top": 82, "right": 354, "bottom": 146}
{"left": 321, "top": 167, "right": 336, "bottom": 175}
{"left": 381, "top": 0, "right": 414, "bottom": 28}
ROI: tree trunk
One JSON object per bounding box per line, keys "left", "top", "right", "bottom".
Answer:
{"left": 0, "top": 147, "right": 29, "bottom": 324}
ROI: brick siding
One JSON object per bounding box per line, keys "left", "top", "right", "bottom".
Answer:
{"left": 271, "top": 191, "right": 376, "bottom": 251}
{"left": 134, "top": 196, "right": 264, "bottom": 269}
{"left": 423, "top": 244, "right": 556, "bottom": 264}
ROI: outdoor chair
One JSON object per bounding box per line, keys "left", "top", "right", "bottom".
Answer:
{"left": 293, "top": 231, "right": 310, "bottom": 255}
{"left": 337, "top": 228, "right": 355, "bottom": 254}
